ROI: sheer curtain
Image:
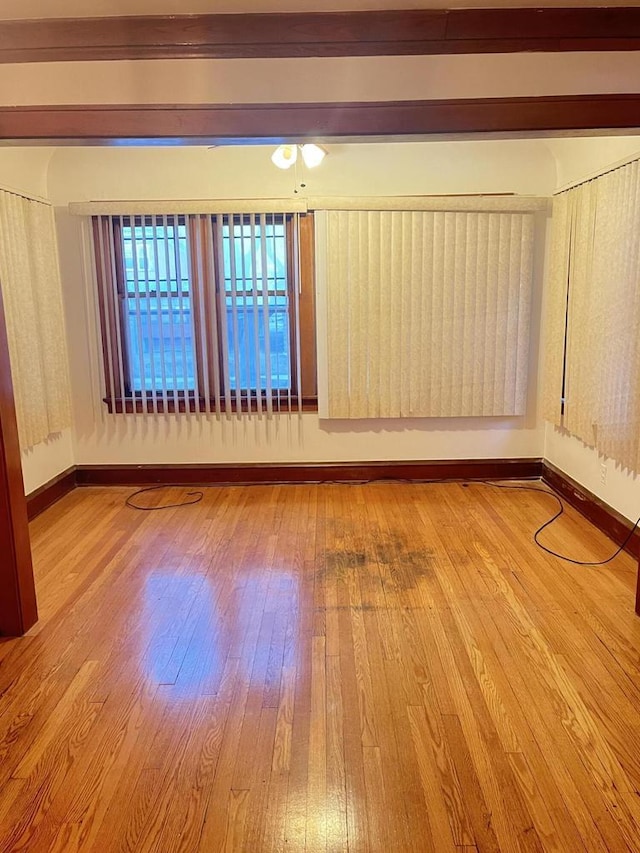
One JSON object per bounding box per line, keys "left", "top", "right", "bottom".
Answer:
{"left": 317, "top": 208, "right": 535, "bottom": 418}
{"left": 0, "top": 190, "right": 72, "bottom": 450}
{"left": 544, "top": 159, "right": 640, "bottom": 472}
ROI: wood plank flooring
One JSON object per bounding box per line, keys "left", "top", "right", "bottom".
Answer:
{"left": 1, "top": 481, "right": 640, "bottom": 852}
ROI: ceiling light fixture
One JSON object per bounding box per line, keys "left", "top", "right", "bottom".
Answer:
{"left": 271, "top": 144, "right": 298, "bottom": 170}
{"left": 271, "top": 143, "right": 327, "bottom": 170}
{"left": 300, "top": 144, "right": 327, "bottom": 168}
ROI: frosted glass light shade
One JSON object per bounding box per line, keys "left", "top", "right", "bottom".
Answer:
{"left": 271, "top": 144, "right": 298, "bottom": 169}
{"left": 300, "top": 144, "right": 327, "bottom": 168}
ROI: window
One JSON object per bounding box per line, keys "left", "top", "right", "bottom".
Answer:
{"left": 92, "top": 212, "right": 316, "bottom": 414}
{"left": 317, "top": 208, "right": 535, "bottom": 418}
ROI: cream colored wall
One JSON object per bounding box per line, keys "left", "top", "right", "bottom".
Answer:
{"left": 4, "top": 53, "right": 640, "bottom": 108}
{"left": 50, "top": 140, "right": 554, "bottom": 468}
{"left": 0, "top": 148, "right": 75, "bottom": 495}
{"left": 543, "top": 136, "right": 640, "bottom": 522}
{"left": 0, "top": 149, "right": 53, "bottom": 200}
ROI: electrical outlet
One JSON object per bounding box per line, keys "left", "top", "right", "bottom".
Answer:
{"left": 600, "top": 462, "right": 607, "bottom": 486}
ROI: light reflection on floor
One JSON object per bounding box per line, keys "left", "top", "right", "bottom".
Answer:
{"left": 141, "top": 567, "right": 299, "bottom": 699}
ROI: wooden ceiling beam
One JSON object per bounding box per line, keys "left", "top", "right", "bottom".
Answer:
{"left": 1, "top": 95, "right": 639, "bottom": 144}
{"left": 1, "top": 8, "right": 640, "bottom": 62}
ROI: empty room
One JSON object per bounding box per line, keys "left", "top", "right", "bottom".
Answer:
{"left": 1, "top": 4, "right": 640, "bottom": 853}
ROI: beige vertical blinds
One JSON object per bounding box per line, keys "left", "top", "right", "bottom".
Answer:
{"left": 92, "top": 212, "right": 302, "bottom": 416}
{"left": 542, "top": 192, "right": 572, "bottom": 428}
{"left": 319, "top": 209, "right": 535, "bottom": 419}
{"left": 546, "top": 159, "right": 640, "bottom": 472}
{"left": 0, "top": 190, "right": 72, "bottom": 450}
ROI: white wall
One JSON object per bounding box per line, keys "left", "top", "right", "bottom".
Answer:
{"left": 50, "top": 140, "right": 554, "bottom": 468}
{"left": 0, "top": 148, "right": 75, "bottom": 495}
{"left": 46, "top": 140, "right": 555, "bottom": 203}
{"left": 543, "top": 136, "right": 640, "bottom": 521}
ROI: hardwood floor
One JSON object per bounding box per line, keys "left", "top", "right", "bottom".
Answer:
{"left": 1, "top": 481, "right": 640, "bottom": 852}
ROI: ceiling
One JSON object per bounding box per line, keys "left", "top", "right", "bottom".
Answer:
{"left": 2, "top": 0, "right": 640, "bottom": 19}
{"left": 1, "top": 1, "right": 639, "bottom": 144}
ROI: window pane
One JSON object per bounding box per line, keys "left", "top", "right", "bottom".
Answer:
{"left": 122, "top": 220, "right": 195, "bottom": 393}
{"left": 127, "top": 297, "right": 195, "bottom": 392}
{"left": 223, "top": 217, "right": 291, "bottom": 391}
{"left": 226, "top": 296, "right": 290, "bottom": 390}
{"left": 223, "top": 221, "right": 287, "bottom": 293}
{"left": 122, "top": 223, "right": 190, "bottom": 295}
{"left": 116, "top": 216, "right": 293, "bottom": 398}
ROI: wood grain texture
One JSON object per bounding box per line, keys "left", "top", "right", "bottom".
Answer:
{"left": 0, "top": 283, "right": 37, "bottom": 637}
{"left": 2, "top": 9, "right": 640, "bottom": 62}
{"left": 542, "top": 461, "right": 640, "bottom": 617}
{"left": 3, "top": 96, "right": 640, "bottom": 144}
{"left": 543, "top": 460, "right": 640, "bottom": 558}
{"left": 0, "top": 480, "right": 639, "bottom": 849}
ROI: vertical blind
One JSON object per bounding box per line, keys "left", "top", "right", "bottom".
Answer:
{"left": 92, "top": 212, "right": 302, "bottom": 416}
{"left": 318, "top": 209, "right": 535, "bottom": 418}
{"left": 0, "top": 190, "right": 72, "bottom": 450}
{"left": 544, "top": 159, "right": 640, "bottom": 472}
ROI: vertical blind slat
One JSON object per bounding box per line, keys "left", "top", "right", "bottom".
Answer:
{"left": 204, "top": 214, "right": 222, "bottom": 416}
{"left": 139, "top": 222, "right": 158, "bottom": 414}
{"left": 227, "top": 213, "right": 243, "bottom": 418}
{"left": 150, "top": 215, "right": 168, "bottom": 415}
{"left": 293, "top": 213, "right": 303, "bottom": 414}
{"left": 272, "top": 214, "right": 282, "bottom": 415}
{"left": 128, "top": 221, "right": 149, "bottom": 413}
{"left": 291, "top": 213, "right": 301, "bottom": 414}
{"left": 108, "top": 216, "right": 127, "bottom": 412}
{"left": 95, "top": 218, "right": 116, "bottom": 411}
{"left": 160, "top": 214, "right": 179, "bottom": 410}
{"left": 258, "top": 213, "right": 272, "bottom": 415}
{"left": 193, "top": 215, "right": 211, "bottom": 414}
{"left": 248, "top": 213, "right": 262, "bottom": 416}
{"left": 214, "top": 215, "right": 233, "bottom": 416}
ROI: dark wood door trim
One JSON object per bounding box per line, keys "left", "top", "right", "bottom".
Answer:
{"left": 0, "top": 284, "right": 37, "bottom": 637}
{"left": 2, "top": 95, "right": 640, "bottom": 144}
{"left": 2, "top": 8, "right": 640, "bottom": 62}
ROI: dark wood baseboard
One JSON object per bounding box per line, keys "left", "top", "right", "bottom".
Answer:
{"left": 542, "top": 461, "right": 640, "bottom": 559}
{"left": 26, "top": 466, "right": 77, "bottom": 521}
{"left": 75, "top": 458, "right": 542, "bottom": 487}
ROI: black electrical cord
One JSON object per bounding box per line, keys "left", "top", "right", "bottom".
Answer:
{"left": 123, "top": 477, "right": 638, "bottom": 565}
{"left": 473, "top": 480, "right": 640, "bottom": 566}
{"left": 125, "top": 484, "right": 204, "bottom": 511}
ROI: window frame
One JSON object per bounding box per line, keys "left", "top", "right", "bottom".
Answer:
{"left": 93, "top": 211, "right": 317, "bottom": 414}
